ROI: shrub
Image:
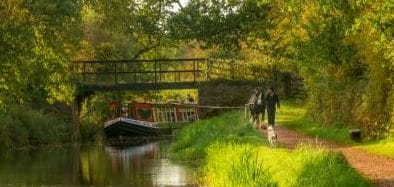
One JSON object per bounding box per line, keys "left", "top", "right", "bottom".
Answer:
{"left": 0, "top": 104, "right": 72, "bottom": 149}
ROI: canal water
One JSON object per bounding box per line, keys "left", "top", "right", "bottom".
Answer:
{"left": 0, "top": 140, "right": 197, "bottom": 186}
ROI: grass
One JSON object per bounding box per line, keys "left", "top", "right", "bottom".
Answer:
{"left": 277, "top": 100, "right": 352, "bottom": 144}
{"left": 278, "top": 100, "right": 394, "bottom": 158}
{"left": 170, "top": 110, "right": 265, "bottom": 161}
{"left": 170, "top": 109, "right": 370, "bottom": 186}
{"left": 354, "top": 139, "right": 394, "bottom": 159}
{"left": 204, "top": 143, "right": 369, "bottom": 187}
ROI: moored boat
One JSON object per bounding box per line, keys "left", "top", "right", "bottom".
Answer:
{"left": 104, "top": 102, "right": 199, "bottom": 138}
{"left": 104, "top": 118, "right": 158, "bottom": 138}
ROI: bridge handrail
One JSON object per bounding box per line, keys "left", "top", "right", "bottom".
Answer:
{"left": 72, "top": 58, "right": 208, "bottom": 63}
{"left": 77, "top": 70, "right": 202, "bottom": 74}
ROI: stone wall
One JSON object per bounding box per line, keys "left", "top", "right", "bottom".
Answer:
{"left": 197, "top": 80, "right": 284, "bottom": 118}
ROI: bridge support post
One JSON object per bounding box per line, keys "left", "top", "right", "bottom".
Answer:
{"left": 206, "top": 59, "right": 211, "bottom": 80}
{"left": 71, "top": 98, "right": 81, "bottom": 142}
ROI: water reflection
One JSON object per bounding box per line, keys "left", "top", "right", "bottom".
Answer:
{"left": 102, "top": 142, "right": 194, "bottom": 186}
{"left": 0, "top": 141, "right": 196, "bottom": 186}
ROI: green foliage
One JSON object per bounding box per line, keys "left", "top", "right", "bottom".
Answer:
{"left": 0, "top": 0, "right": 81, "bottom": 106}
{"left": 0, "top": 105, "right": 72, "bottom": 150}
{"left": 79, "top": 93, "right": 112, "bottom": 141}
{"left": 279, "top": 0, "right": 394, "bottom": 139}
{"left": 168, "top": 0, "right": 271, "bottom": 51}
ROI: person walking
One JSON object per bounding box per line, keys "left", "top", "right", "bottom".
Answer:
{"left": 265, "top": 87, "right": 280, "bottom": 127}
{"left": 249, "top": 88, "right": 265, "bottom": 127}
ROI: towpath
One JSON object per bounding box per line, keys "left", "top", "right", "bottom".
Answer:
{"left": 260, "top": 126, "right": 394, "bottom": 187}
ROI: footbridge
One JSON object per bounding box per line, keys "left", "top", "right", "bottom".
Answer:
{"left": 72, "top": 58, "right": 248, "bottom": 94}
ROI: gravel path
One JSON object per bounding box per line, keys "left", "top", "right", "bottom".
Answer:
{"left": 260, "top": 126, "right": 394, "bottom": 187}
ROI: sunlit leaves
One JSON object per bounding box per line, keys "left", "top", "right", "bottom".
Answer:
{"left": 167, "top": 0, "right": 271, "bottom": 51}
{"left": 0, "top": 0, "right": 82, "bottom": 106}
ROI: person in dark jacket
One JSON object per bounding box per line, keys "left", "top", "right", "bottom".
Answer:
{"left": 249, "top": 88, "right": 266, "bottom": 127}
{"left": 265, "top": 87, "right": 280, "bottom": 127}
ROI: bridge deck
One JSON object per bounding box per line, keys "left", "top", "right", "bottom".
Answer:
{"left": 73, "top": 58, "right": 215, "bottom": 93}
{"left": 72, "top": 58, "right": 257, "bottom": 94}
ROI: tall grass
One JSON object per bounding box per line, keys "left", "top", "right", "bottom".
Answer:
{"left": 203, "top": 143, "right": 275, "bottom": 187}
{"left": 170, "top": 110, "right": 265, "bottom": 161}
{"left": 170, "top": 110, "right": 370, "bottom": 186}
{"left": 204, "top": 143, "right": 370, "bottom": 187}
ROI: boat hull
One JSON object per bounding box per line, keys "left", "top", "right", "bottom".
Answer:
{"left": 104, "top": 118, "right": 158, "bottom": 138}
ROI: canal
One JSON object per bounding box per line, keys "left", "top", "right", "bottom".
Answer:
{"left": 0, "top": 140, "right": 197, "bottom": 186}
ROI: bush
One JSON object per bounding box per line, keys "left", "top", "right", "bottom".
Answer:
{"left": 0, "top": 105, "right": 72, "bottom": 150}
{"left": 80, "top": 121, "right": 103, "bottom": 142}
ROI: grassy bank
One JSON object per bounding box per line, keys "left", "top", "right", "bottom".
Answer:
{"left": 354, "top": 139, "right": 394, "bottom": 159}
{"left": 170, "top": 110, "right": 264, "bottom": 161}
{"left": 278, "top": 100, "right": 394, "bottom": 159}
{"left": 277, "top": 101, "right": 351, "bottom": 144}
{"left": 170, "top": 110, "right": 370, "bottom": 186}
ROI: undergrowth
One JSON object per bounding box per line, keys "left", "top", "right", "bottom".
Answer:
{"left": 0, "top": 105, "right": 72, "bottom": 150}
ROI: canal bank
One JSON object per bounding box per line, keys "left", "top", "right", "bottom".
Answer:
{"left": 169, "top": 111, "right": 371, "bottom": 186}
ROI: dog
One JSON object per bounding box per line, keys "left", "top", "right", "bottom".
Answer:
{"left": 267, "top": 126, "right": 277, "bottom": 147}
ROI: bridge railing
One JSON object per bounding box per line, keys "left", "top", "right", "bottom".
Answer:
{"left": 72, "top": 58, "right": 208, "bottom": 85}
{"left": 72, "top": 58, "right": 278, "bottom": 92}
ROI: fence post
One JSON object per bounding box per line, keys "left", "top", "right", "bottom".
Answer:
{"left": 82, "top": 62, "right": 86, "bottom": 82}
{"left": 206, "top": 59, "right": 211, "bottom": 80}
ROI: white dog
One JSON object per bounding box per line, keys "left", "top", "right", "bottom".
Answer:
{"left": 267, "top": 126, "right": 277, "bottom": 147}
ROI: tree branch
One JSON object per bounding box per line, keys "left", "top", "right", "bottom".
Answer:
{"left": 132, "top": 43, "right": 161, "bottom": 59}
